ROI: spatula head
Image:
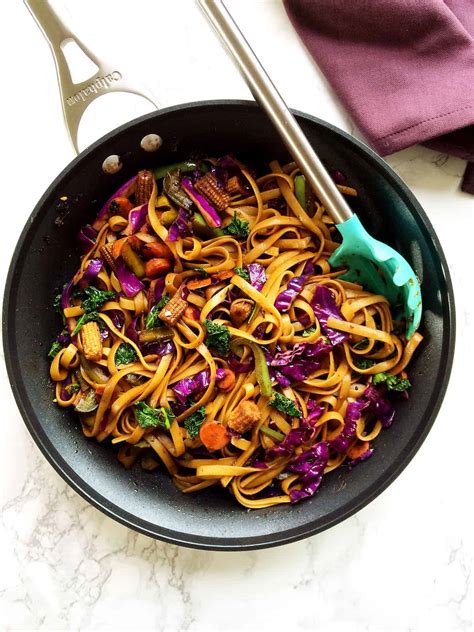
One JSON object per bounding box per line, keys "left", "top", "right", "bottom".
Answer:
{"left": 329, "top": 215, "right": 422, "bottom": 339}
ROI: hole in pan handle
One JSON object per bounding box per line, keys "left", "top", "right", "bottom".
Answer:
{"left": 24, "top": 0, "right": 159, "bottom": 154}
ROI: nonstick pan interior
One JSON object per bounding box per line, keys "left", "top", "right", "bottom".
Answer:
{"left": 3, "top": 101, "right": 455, "bottom": 550}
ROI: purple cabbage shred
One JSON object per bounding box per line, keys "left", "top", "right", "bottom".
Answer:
{"left": 57, "top": 330, "right": 71, "bottom": 346}
{"left": 331, "top": 398, "right": 370, "bottom": 453}
{"left": 60, "top": 279, "right": 74, "bottom": 311}
{"left": 363, "top": 384, "right": 395, "bottom": 427}
{"left": 288, "top": 442, "right": 330, "bottom": 503}
{"left": 108, "top": 310, "right": 125, "bottom": 331}
{"left": 141, "top": 340, "right": 175, "bottom": 357}
{"left": 77, "top": 224, "right": 98, "bottom": 253}
{"left": 265, "top": 427, "right": 312, "bottom": 460}
{"left": 275, "top": 261, "right": 314, "bottom": 313}
{"left": 125, "top": 317, "right": 139, "bottom": 344}
{"left": 167, "top": 208, "right": 193, "bottom": 242}
{"left": 151, "top": 278, "right": 166, "bottom": 307}
{"left": 311, "top": 285, "right": 350, "bottom": 346}
{"left": 269, "top": 340, "right": 331, "bottom": 384}
{"left": 127, "top": 203, "right": 148, "bottom": 234}
{"left": 348, "top": 448, "right": 375, "bottom": 467}
{"left": 172, "top": 368, "right": 226, "bottom": 403}
{"left": 248, "top": 263, "right": 266, "bottom": 291}
{"left": 82, "top": 258, "right": 103, "bottom": 282}
{"left": 303, "top": 402, "right": 325, "bottom": 427}
{"left": 228, "top": 354, "right": 255, "bottom": 374}
{"left": 115, "top": 258, "right": 144, "bottom": 298}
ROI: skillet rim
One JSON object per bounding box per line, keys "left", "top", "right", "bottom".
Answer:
{"left": 2, "top": 99, "right": 456, "bottom": 550}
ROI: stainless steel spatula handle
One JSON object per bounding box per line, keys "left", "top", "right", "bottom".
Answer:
{"left": 197, "top": 0, "right": 353, "bottom": 224}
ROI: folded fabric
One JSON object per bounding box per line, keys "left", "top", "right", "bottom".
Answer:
{"left": 283, "top": 0, "right": 474, "bottom": 193}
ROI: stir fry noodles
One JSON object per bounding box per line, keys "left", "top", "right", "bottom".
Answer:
{"left": 49, "top": 155, "right": 422, "bottom": 508}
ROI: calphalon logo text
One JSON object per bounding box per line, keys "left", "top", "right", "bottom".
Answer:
{"left": 66, "top": 71, "right": 122, "bottom": 106}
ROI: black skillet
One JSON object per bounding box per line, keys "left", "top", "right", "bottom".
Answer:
{"left": 2, "top": 1, "right": 455, "bottom": 550}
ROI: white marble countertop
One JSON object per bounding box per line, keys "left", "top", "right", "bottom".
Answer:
{"left": 1, "top": 1, "right": 473, "bottom": 630}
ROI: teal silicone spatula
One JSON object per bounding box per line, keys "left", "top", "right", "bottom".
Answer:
{"left": 198, "top": 0, "right": 422, "bottom": 338}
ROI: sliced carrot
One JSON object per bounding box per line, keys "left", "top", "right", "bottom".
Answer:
{"left": 142, "top": 241, "right": 172, "bottom": 260}
{"left": 217, "top": 369, "right": 236, "bottom": 392}
{"left": 347, "top": 441, "right": 370, "bottom": 460}
{"left": 112, "top": 237, "right": 128, "bottom": 260}
{"left": 199, "top": 422, "right": 230, "bottom": 451}
{"left": 145, "top": 258, "right": 171, "bottom": 278}
{"left": 212, "top": 271, "right": 234, "bottom": 282}
{"left": 95, "top": 384, "right": 106, "bottom": 395}
{"left": 187, "top": 278, "right": 212, "bottom": 290}
{"left": 108, "top": 197, "right": 133, "bottom": 219}
{"left": 127, "top": 234, "right": 143, "bottom": 252}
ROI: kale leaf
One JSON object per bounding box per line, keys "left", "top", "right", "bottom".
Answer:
{"left": 72, "top": 311, "right": 100, "bottom": 336}
{"left": 53, "top": 292, "right": 62, "bottom": 314}
{"left": 353, "top": 338, "right": 369, "bottom": 350}
{"left": 192, "top": 267, "right": 209, "bottom": 278}
{"left": 224, "top": 212, "right": 250, "bottom": 239}
{"left": 234, "top": 267, "right": 250, "bottom": 282}
{"left": 48, "top": 341, "right": 62, "bottom": 360}
{"left": 115, "top": 342, "right": 138, "bottom": 366}
{"left": 53, "top": 289, "right": 66, "bottom": 324}
{"left": 65, "top": 383, "right": 81, "bottom": 395}
{"left": 145, "top": 295, "right": 170, "bottom": 329}
{"left": 183, "top": 406, "right": 207, "bottom": 439}
{"left": 269, "top": 392, "right": 302, "bottom": 418}
{"left": 356, "top": 358, "right": 375, "bottom": 369}
{"left": 204, "top": 319, "right": 231, "bottom": 355}
{"left": 81, "top": 286, "right": 116, "bottom": 313}
{"left": 134, "top": 401, "right": 175, "bottom": 430}
{"left": 373, "top": 372, "right": 411, "bottom": 391}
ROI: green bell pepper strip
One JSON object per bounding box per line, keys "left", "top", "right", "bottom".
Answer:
{"left": 154, "top": 160, "right": 209, "bottom": 180}
{"left": 260, "top": 426, "right": 285, "bottom": 442}
{"left": 80, "top": 357, "right": 108, "bottom": 384}
{"left": 230, "top": 338, "right": 272, "bottom": 397}
{"left": 294, "top": 175, "right": 307, "bottom": 210}
{"left": 192, "top": 213, "right": 225, "bottom": 238}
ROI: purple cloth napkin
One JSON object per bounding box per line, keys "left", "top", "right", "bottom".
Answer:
{"left": 283, "top": 0, "right": 474, "bottom": 193}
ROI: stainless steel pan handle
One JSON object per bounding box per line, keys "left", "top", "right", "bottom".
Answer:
{"left": 24, "top": 0, "right": 158, "bottom": 154}
{"left": 197, "top": 0, "right": 353, "bottom": 224}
